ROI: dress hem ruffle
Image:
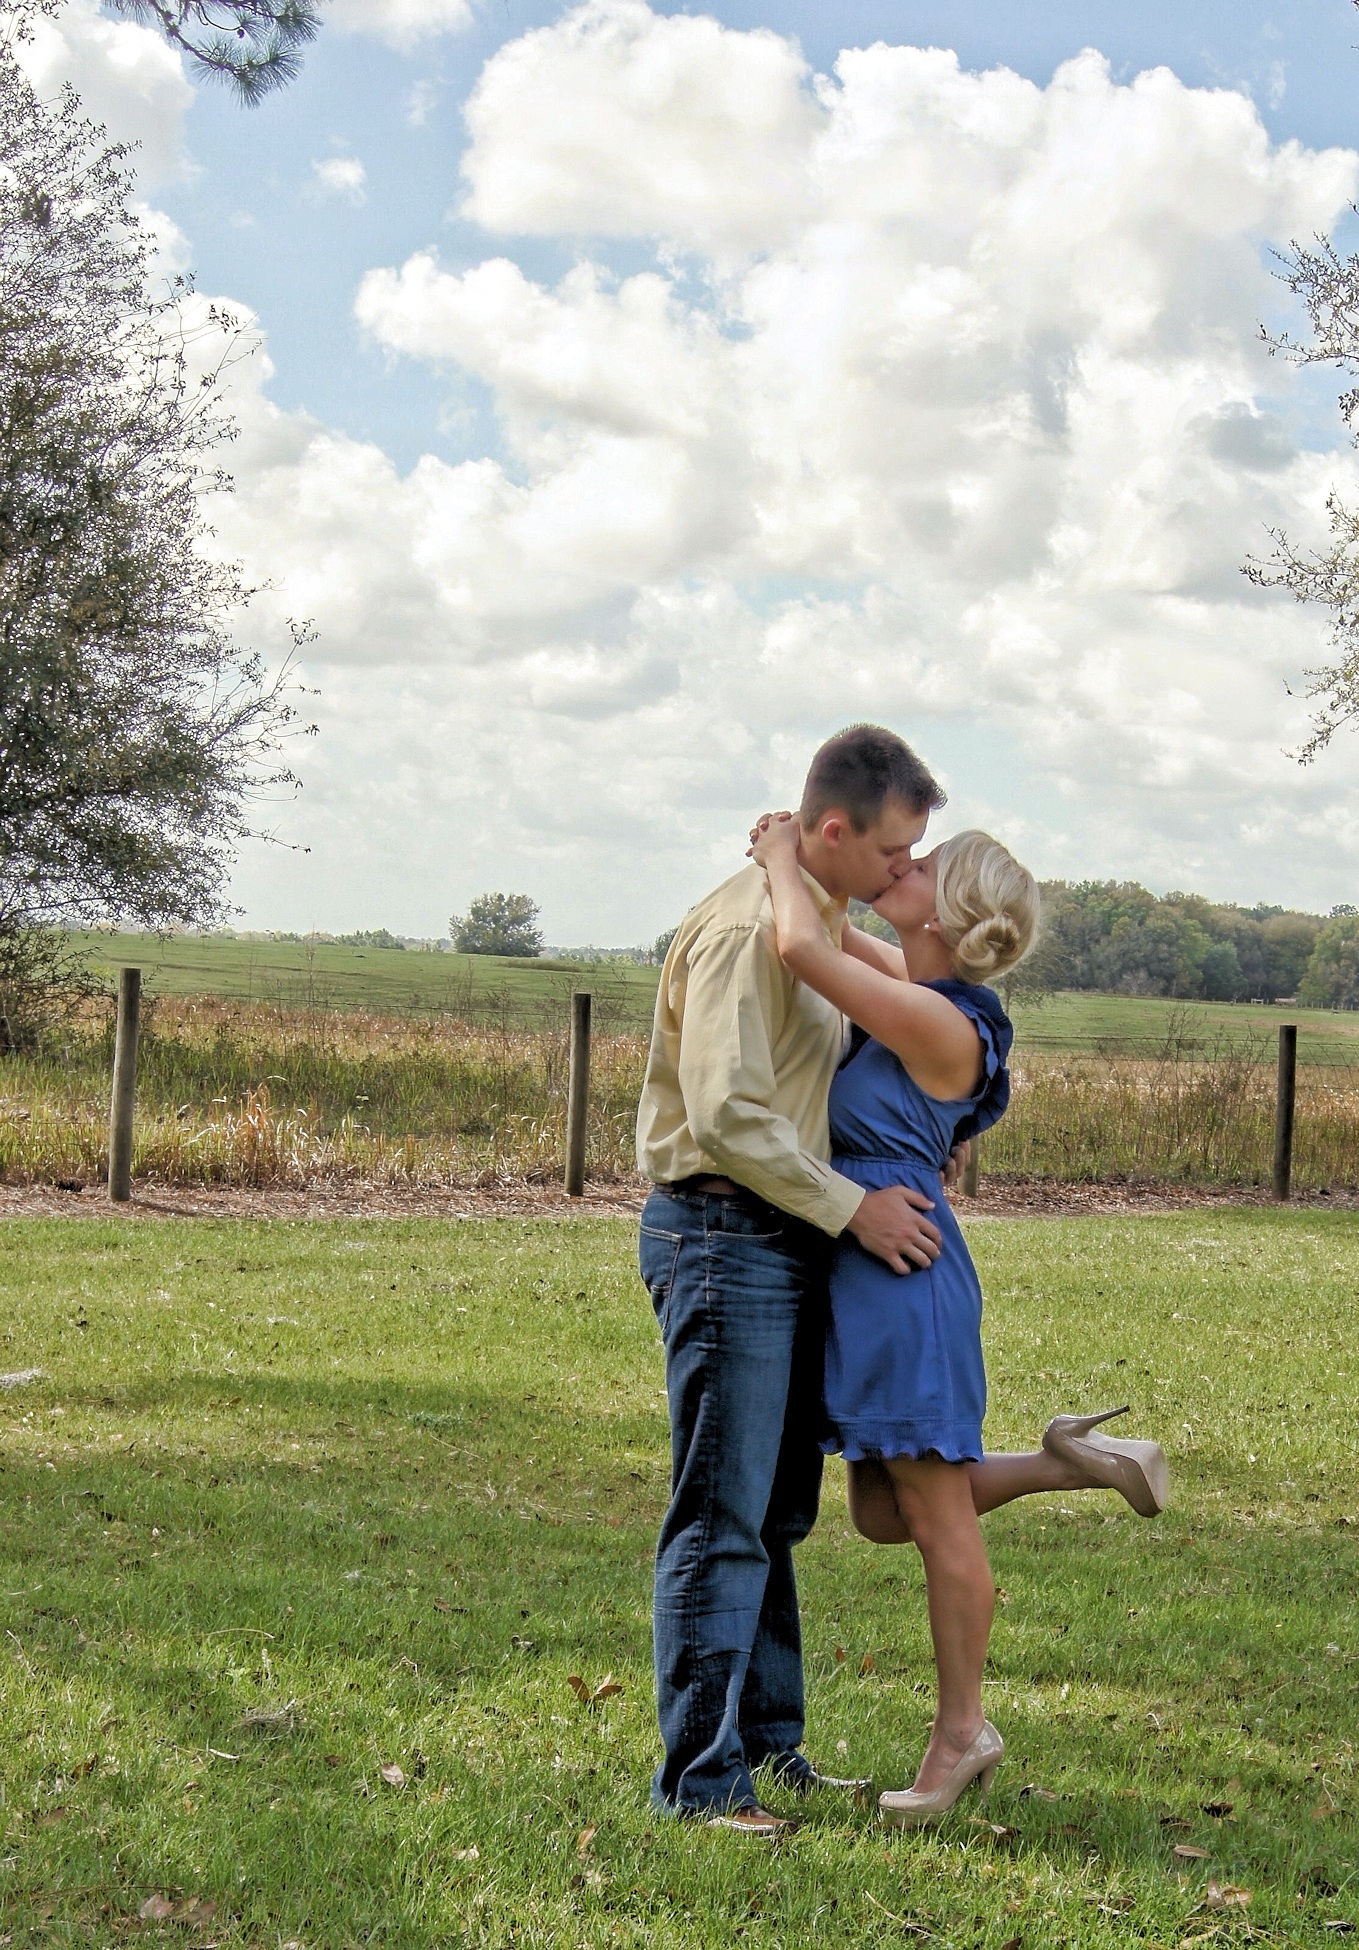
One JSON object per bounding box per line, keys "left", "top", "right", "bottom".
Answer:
{"left": 823, "top": 1426, "right": 983, "bottom": 1465}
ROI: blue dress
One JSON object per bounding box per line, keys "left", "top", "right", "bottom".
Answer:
{"left": 823, "top": 980, "right": 1013, "bottom": 1464}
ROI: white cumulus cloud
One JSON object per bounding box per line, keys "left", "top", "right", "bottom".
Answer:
{"left": 13, "top": 0, "right": 193, "bottom": 183}
{"left": 326, "top": 0, "right": 472, "bottom": 49}
{"left": 310, "top": 155, "right": 367, "bottom": 204}
{"left": 244, "top": 7, "right": 1356, "bottom": 930}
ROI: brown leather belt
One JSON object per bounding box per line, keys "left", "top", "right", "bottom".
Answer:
{"left": 667, "top": 1174, "right": 743, "bottom": 1196}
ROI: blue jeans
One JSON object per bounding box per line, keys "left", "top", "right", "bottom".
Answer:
{"left": 640, "top": 1184, "right": 830, "bottom": 1814}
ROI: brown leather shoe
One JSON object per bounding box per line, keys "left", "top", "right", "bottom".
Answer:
{"left": 707, "top": 1805, "right": 796, "bottom": 1837}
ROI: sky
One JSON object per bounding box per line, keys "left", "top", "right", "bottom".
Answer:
{"left": 18, "top": 0, "right": 1359, "bottom": 943}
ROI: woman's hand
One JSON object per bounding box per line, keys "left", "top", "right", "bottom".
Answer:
{"left": 747, "top": 810, "right": 800, "bottom": 867}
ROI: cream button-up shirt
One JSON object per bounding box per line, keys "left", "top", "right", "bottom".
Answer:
{"left": 635, "top": 863, "right": 865, "bottom": 1236}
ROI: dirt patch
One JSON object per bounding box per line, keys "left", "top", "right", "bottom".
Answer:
{"left": 957, "top": 1174, "right": 1359, "bottom": 1217}
{"left": 1, "top": 1173, "right": 1353, "bottom": 1221}
{"left": 0, "top": 1179, "right": 649, "bottom": 1221}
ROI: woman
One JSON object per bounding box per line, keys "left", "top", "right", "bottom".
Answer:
{"left": 748, "top": 815, "right": 1168, "bottom": 1826}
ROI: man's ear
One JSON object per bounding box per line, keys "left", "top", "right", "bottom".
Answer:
{"left": 818, "top": 814, "right": 845, "bottom": 850}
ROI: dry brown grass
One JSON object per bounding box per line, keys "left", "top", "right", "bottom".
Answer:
{"left": 987, "top": 1049, "right": 1358, "bottom": 1191}
{"left": 1, "top": 999, "right": 1354, "bottom": 1192}
{"left": 0, "top": 997, "right": 648, "bottom": 1189}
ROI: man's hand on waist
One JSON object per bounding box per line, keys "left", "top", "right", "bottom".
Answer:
{"left": 846, "top": 1185, "right": 943, "bottom": 1274}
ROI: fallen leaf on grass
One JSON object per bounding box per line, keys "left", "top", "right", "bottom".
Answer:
{"left": 70, "top": 1756, "right": 99, "bottom": 1781}
{"left": 1200, "top": 1801, "right": 1234, "bottom": 1818}
{"left": 379, "top": 1764, "right": 406, "bottom": 1789}
{"left": 1204, "top": 1882, "right": 1251, "bottom": 1911}
{"left": 999, "top": 1937, "right": 1022, "bottom": 1950}
{"left": 576, "top": 1826, "right": 597, "bottom": 1857}
{"left": 1019, "top": 1783, "right": 1058, "bottom": 1802}
{"left": 453, "top": 1846, "right": 479, "bottom": 1862}
{"left": 35, "top": 1807, "right": 68, "bottom": 1826}
{"left": 137, "top": 1894, "right": 213, "bottom": 1925}
{"left": 566, "top": 1673, "right": 622, "bottom": 1706}
{"left": 1323, "top": 1922, "right": 1356, "bottom": 1934}
{"left": 858, "top": 1652, "right": 876, "bottom": 1676}
{"left": 834, "top": 1646, "right": 847, "bottom": 1664}
{"left": 968, "top": 1817, "right": 1014, "bottom": 1839}
{"left": 323, "top": 1755, "right": 343, "bottom": 1768}
{"left": 432, "top": 1597, "right": 452, "bottom": 1613}
{"left": 1173, "top": 1844, "right": 1210, "bottom": 1860}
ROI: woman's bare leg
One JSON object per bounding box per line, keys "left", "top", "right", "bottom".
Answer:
{"left": 847, "top": 1449, "right": 1085, "bottom": 1541}
{"left": 966, "top": 1447, "right": 1083, "bottom": 1514}
{"left": 883, "top": 1455, "right": 995, "bottom": 1792}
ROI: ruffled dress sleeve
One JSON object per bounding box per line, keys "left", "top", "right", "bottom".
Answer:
{"left": 924, "top": 978, "right": 1014, "bottom": 1143}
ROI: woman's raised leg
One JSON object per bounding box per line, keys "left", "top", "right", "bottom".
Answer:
{"left": 847, "top": 1448, "right": 1083, "bottom": 1542}
{"left": 965, "top": 1446, "right": 1081, "bottom": 1513}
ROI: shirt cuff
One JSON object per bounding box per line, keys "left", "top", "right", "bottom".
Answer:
{"left": 818, "top": 1173, "right": 865, "bottom": 1237}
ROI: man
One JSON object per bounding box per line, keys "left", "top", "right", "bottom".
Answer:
{"left": 636, "top": 723, "right": 948, "bottom": 1833}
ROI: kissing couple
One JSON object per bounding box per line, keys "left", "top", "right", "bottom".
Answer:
{"left": 636, "top": 724, "right": 1168, "bottom": 1835}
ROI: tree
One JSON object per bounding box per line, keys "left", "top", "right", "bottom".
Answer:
{"left": 1299, "top": 913, "right": 1359, "bottom": 1008}
{"left": 1023, "top": 881, "right": 1321, "bottom": 1000}
{"left": 450, "top": 894, "right": 544, "bottom": 958}
{"left": 0, "top": 30, "right": 308, "bottom": 1039}
{"left": 1246, "top": 43, "right": 1359, "bottom": 765}
{"left": 105, "top": 2, "right": 320, "bottom": 102}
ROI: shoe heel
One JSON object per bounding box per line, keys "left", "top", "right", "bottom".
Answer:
{"left": 1068, "top": 1404, "right": 1130, "bottom": 1438}
{"left": 978, "top": 1763, "right": 1001, "bottom": 1796}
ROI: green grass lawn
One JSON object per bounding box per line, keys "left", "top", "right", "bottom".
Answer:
{"left": 1, "top": 1212, "right": 1355, "bottom": 1947}
{"left": 1006, "top": 992, "right": 1359, "bottom": 1065}
{"left": 68, "top": 931, "right": 1359, "bottom": 1059}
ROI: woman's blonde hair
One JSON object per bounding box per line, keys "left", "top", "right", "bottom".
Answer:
{"left": 933, "top": 830, "right": 1040, "bottom": 984}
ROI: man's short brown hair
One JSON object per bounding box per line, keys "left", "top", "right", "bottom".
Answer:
{"left": 800, "top": 724, "right": 946, "bottom": 833}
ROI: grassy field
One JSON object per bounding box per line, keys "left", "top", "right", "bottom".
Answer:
{"left": 1, "top": 1210, "right": 1355, "bottom": 1947}
{"left": 68, "top": 931, "right": 1359, "bottom": 1058}
{"left": 67, "top": 934, "right": 661, "bottom": 1032}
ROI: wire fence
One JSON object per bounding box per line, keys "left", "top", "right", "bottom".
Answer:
{"left": 985, "top": 1027, "right": 1358, "bottom": 1193}
{"left": 3, "top": 980, "right": 1356, "bottom": 1195}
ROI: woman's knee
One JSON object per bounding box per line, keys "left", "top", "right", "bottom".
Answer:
{"left": 887, "top": 1460, "right": 977, "bottom": 1554}
{"left": 850, "top": 1504, "right": 911, "bottom": 1544}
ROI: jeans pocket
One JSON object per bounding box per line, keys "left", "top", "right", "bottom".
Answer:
{"left": 639, "top": 1225, "right": 684, "bottom": 1334}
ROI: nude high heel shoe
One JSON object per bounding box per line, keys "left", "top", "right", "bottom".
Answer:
{"left": 1043, "top": 1404, "right": 1168, "bottom": 1517}
{"left": 878, "top": 1721, "right": 1004, "bottom": 1828}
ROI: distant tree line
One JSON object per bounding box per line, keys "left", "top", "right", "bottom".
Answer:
{"left": 1024, "top": 882, "right": 1327, "bottom": 1002}
{"left": 853, "top": 880, "right": 1356, "bottom": 1007}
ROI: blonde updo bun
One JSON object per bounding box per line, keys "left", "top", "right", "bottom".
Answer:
{"left": 933, "top": 830, "right": 1040, "bottom": 984}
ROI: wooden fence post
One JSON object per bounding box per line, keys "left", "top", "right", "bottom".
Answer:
{"left": 961, "top": 1134, "right": 981, "bottom": 1198}
{"left": 108, "top": 967, "right": 141, "bottom": 1203}
{"left": 1272, "top": 1023, "right": 1297, "bottom": 1203}
{"left": 564, "top": 990, "right": 592, "bottom": 1197}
